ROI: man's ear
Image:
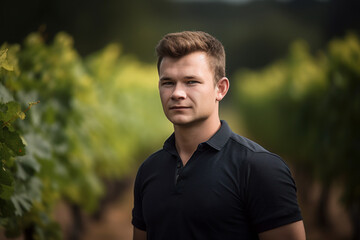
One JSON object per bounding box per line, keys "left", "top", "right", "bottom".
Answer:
{"left": 216, "top": 77, "right": 230, "bottom": 101}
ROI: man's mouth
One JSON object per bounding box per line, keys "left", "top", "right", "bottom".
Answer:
{"left": 170, "top": 106, "right": 191, "bottom": 110}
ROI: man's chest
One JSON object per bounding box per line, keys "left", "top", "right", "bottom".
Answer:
{"left": 141, "top": 155, "right": 248, "bottom": 228}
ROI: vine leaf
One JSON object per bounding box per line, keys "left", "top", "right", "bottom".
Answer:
{"left": 1, "top": 102, "right": 21, "bottom": 123}
{"left": 0, "top": 167, "right": 14, "bottom": 200}
{"left": 1, "top": 101, "right": 40, "bottom": 129}
{"left": 0, "top": 49, "right": 14, "bottom": 71}
{"left": 0, "top": 128, "right": 26, "bottom": 157}
{"left": 11, "top": 177, "right": 42, "bottom": 216}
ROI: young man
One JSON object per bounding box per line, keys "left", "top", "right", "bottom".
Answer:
{"left": 132, "top": 31, "right": 306, "bottom": 240}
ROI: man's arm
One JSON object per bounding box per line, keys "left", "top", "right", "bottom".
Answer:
{"left": 259, "top": 220, "right": 306, "bottom": 240}
{"left": 133, "top": 227, "right": 146, "bottom": 240}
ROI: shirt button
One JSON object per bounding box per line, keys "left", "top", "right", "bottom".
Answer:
{"left": 176, "top": 175, "right": 182, "bottom": 183}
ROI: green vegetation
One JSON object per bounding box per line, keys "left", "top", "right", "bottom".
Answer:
{"left": 0, "top": 32, "right": 171, "bottom": 239}
{"left": 1, "top": 30, "right": 359, "bottom": 239}
{"left": 234, "top": 33, "right": 360, "bottom": 237}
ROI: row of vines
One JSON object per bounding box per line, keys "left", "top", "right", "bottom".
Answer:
{"left": 0, "top": 32, "right": 171, "bottom": 239}
{"left": 234, "top": 33, "right": 360, "bottom": 239}
{"left": 1, "top": 30, "right": 360, "bottom": 239}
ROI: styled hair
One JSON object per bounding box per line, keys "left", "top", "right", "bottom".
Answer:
{"left": 155, "top": 31, "right": 226, "bottom": 83}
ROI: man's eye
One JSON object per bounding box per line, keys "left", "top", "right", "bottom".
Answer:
{"left": 162, "top": 81, "right": 174, "bottom": 86}
{"left": 187, "top": 81, "right": 199, "bottom": 84}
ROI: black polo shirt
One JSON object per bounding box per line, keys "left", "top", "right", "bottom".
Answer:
{"left": 132, "top": 120, "right": 302, "bottom": 240}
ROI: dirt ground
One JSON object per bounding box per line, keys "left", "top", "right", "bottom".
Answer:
{"left": 300, "top": 181, "right": 353, "bottom": 240}
{"left": 78, "top": 185, "right": 134, "bottom": 240}
{"left": 54, "top": 182, "right": 134, "bottom": 240}
{"left": 0, "top": 182, "right": 134, "bottom": 240}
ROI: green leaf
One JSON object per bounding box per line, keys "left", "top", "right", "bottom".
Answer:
{"left": 0, "top": 164, "right": 14, "bottom": 201}
{"left": 0, "top": 101, "right": 21, "bottom": 125}
{"left": 11, "top": 188, "right": 32, "bottom": 216}
{"left": 0, "top": 83, "right": 14, "bottom": 103}
{"left": 0, "top": 49, "right": 6, "bottom": 62}
{"left": 16, "top": 155, "right": 41, "bottom": 180}
{"left": 0, "top": 183, "right": 14, "bottom": 200}
{"left": 0, "top": 166, "right": 13, "bottom": 183}
{"left": 0, "top": 49, "right": 14, "bottom": 71}
{"left": 10, "top": 177, "right": 42, "bottom": 216}
{"left": 0, "top": 128, "right": 25, "bottom": 156}
{"left": 0, "top": 199, "right": 16, "bottom": 218}
{"left": 22, "top": 132, "right": 51, "bottom": 160}
{"left": 17, "top": 112, "right": 25, "bottom": 120}
{"left": 0, "top": 143, "right": 13, "bottom": 161}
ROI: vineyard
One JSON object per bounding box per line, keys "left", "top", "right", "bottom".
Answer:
{"left": 1, "top": 31, "right": 360, "bottom": 240}
{"left": 234, "top": 33, "right": 360, "bottom": 239}
{"left": 0, "top": 32, "right": 171, "bottom": 239}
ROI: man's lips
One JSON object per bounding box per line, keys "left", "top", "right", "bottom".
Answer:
{"left": 169, "top": 106, "right": 191, "bottom": 110}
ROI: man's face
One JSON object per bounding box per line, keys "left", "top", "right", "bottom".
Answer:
{"left": 158, "top": 51, "right": 220, "bottom": 127}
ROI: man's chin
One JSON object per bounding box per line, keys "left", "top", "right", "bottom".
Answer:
{"left": 169, "top": 119, "right": 191, "bottom": 126}
{"left": 168, "top": 117, "right": 192, "bottom": 126}
{"left": 169, "top": 117, "right": 207, "bottom": 128}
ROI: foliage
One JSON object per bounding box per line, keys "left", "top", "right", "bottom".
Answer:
{"left": 234, "top": 40, "right": 327, "bottom": 168}
{"left": 68, "top": 43, "right": 171, "bottom": 178}
{"left": 0, "top": 32, "right": 171, "bottom": 238}
{"left": 234, "top": 33, "right": 360, "bottom": 214}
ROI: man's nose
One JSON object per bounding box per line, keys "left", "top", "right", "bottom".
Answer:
{"left": 171, "top": 83, "right": 186, "bottom": 100}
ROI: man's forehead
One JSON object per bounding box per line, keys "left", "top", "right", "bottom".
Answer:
{"left": 160, "top": 52, "right": 210, "bottom": 70}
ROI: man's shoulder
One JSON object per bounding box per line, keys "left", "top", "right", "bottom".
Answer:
{"left": 144, "top": 148, "right": 167, "bottom": 161}
{"left": 227, "top": 132, "right": 286, "bottom": 166}
{"left": 228, "top": 132, "right": 268, "bottom": 153}
{"left": 139, "top": 148, "right": 170, "bottom": 169}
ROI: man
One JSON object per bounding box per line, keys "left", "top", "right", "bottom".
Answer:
{"left": 132, "top": 31, "right": 306, "bottom": 240}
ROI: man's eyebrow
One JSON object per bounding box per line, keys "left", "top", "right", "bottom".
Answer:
{"left": 159, "top": 76, "right": 172, "bottom": 81}
{"left": 159, "top": 75, "right": 197, "bottom": 81}
{"left": 184, "top": 75, "right": 196, "bottom": 80}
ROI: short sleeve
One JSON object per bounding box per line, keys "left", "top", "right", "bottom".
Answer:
{"left": 132, "top": 164, "right": 147, "bottom": 231}
{"left": 244, "top": 152, "right": 302, "bottom": 233}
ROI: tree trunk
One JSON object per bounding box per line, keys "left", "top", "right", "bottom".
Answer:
{"left": 317, "top": 182, "right": 331, "bottom": 229}
{"left": 69, "top": 204, "right": 84, "bottom": 240}
{"left": 24, "top": 224, "right": 35, "bottom": 240}
{"left": 293, "top": 164, "right": 314, "bottom": 205}
{"left": 351, "top": 201, "right": 360, "bottom": 240}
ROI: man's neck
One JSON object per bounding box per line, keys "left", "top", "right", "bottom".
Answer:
{"left": 174, "top": 117, "right": 221, "bottom": 165}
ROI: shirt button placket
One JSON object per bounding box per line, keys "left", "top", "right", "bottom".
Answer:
{"left": 175, "top": 157, "right": 184, "bottom": 192}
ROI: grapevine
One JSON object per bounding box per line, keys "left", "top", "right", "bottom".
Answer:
{"left": 1, "top": 31, "right": 171, "bottom": 239}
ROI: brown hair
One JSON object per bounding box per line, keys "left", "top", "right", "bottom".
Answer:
{"left": 155, "top": 31, "right": 226, "bottom": 83}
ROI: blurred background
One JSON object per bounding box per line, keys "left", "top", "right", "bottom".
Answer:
{"left": 0, "top": 0, "right": 359, "bottom": 239}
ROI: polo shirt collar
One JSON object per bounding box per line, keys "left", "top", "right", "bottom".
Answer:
{"left": 163, "top": 120, "right": 232, "bottom": 154}
{"left": 163, "top": 133, "right": 177, "bottom": 156}
{"left": 206, "top": 120, "right": 232, "bottom": 151}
